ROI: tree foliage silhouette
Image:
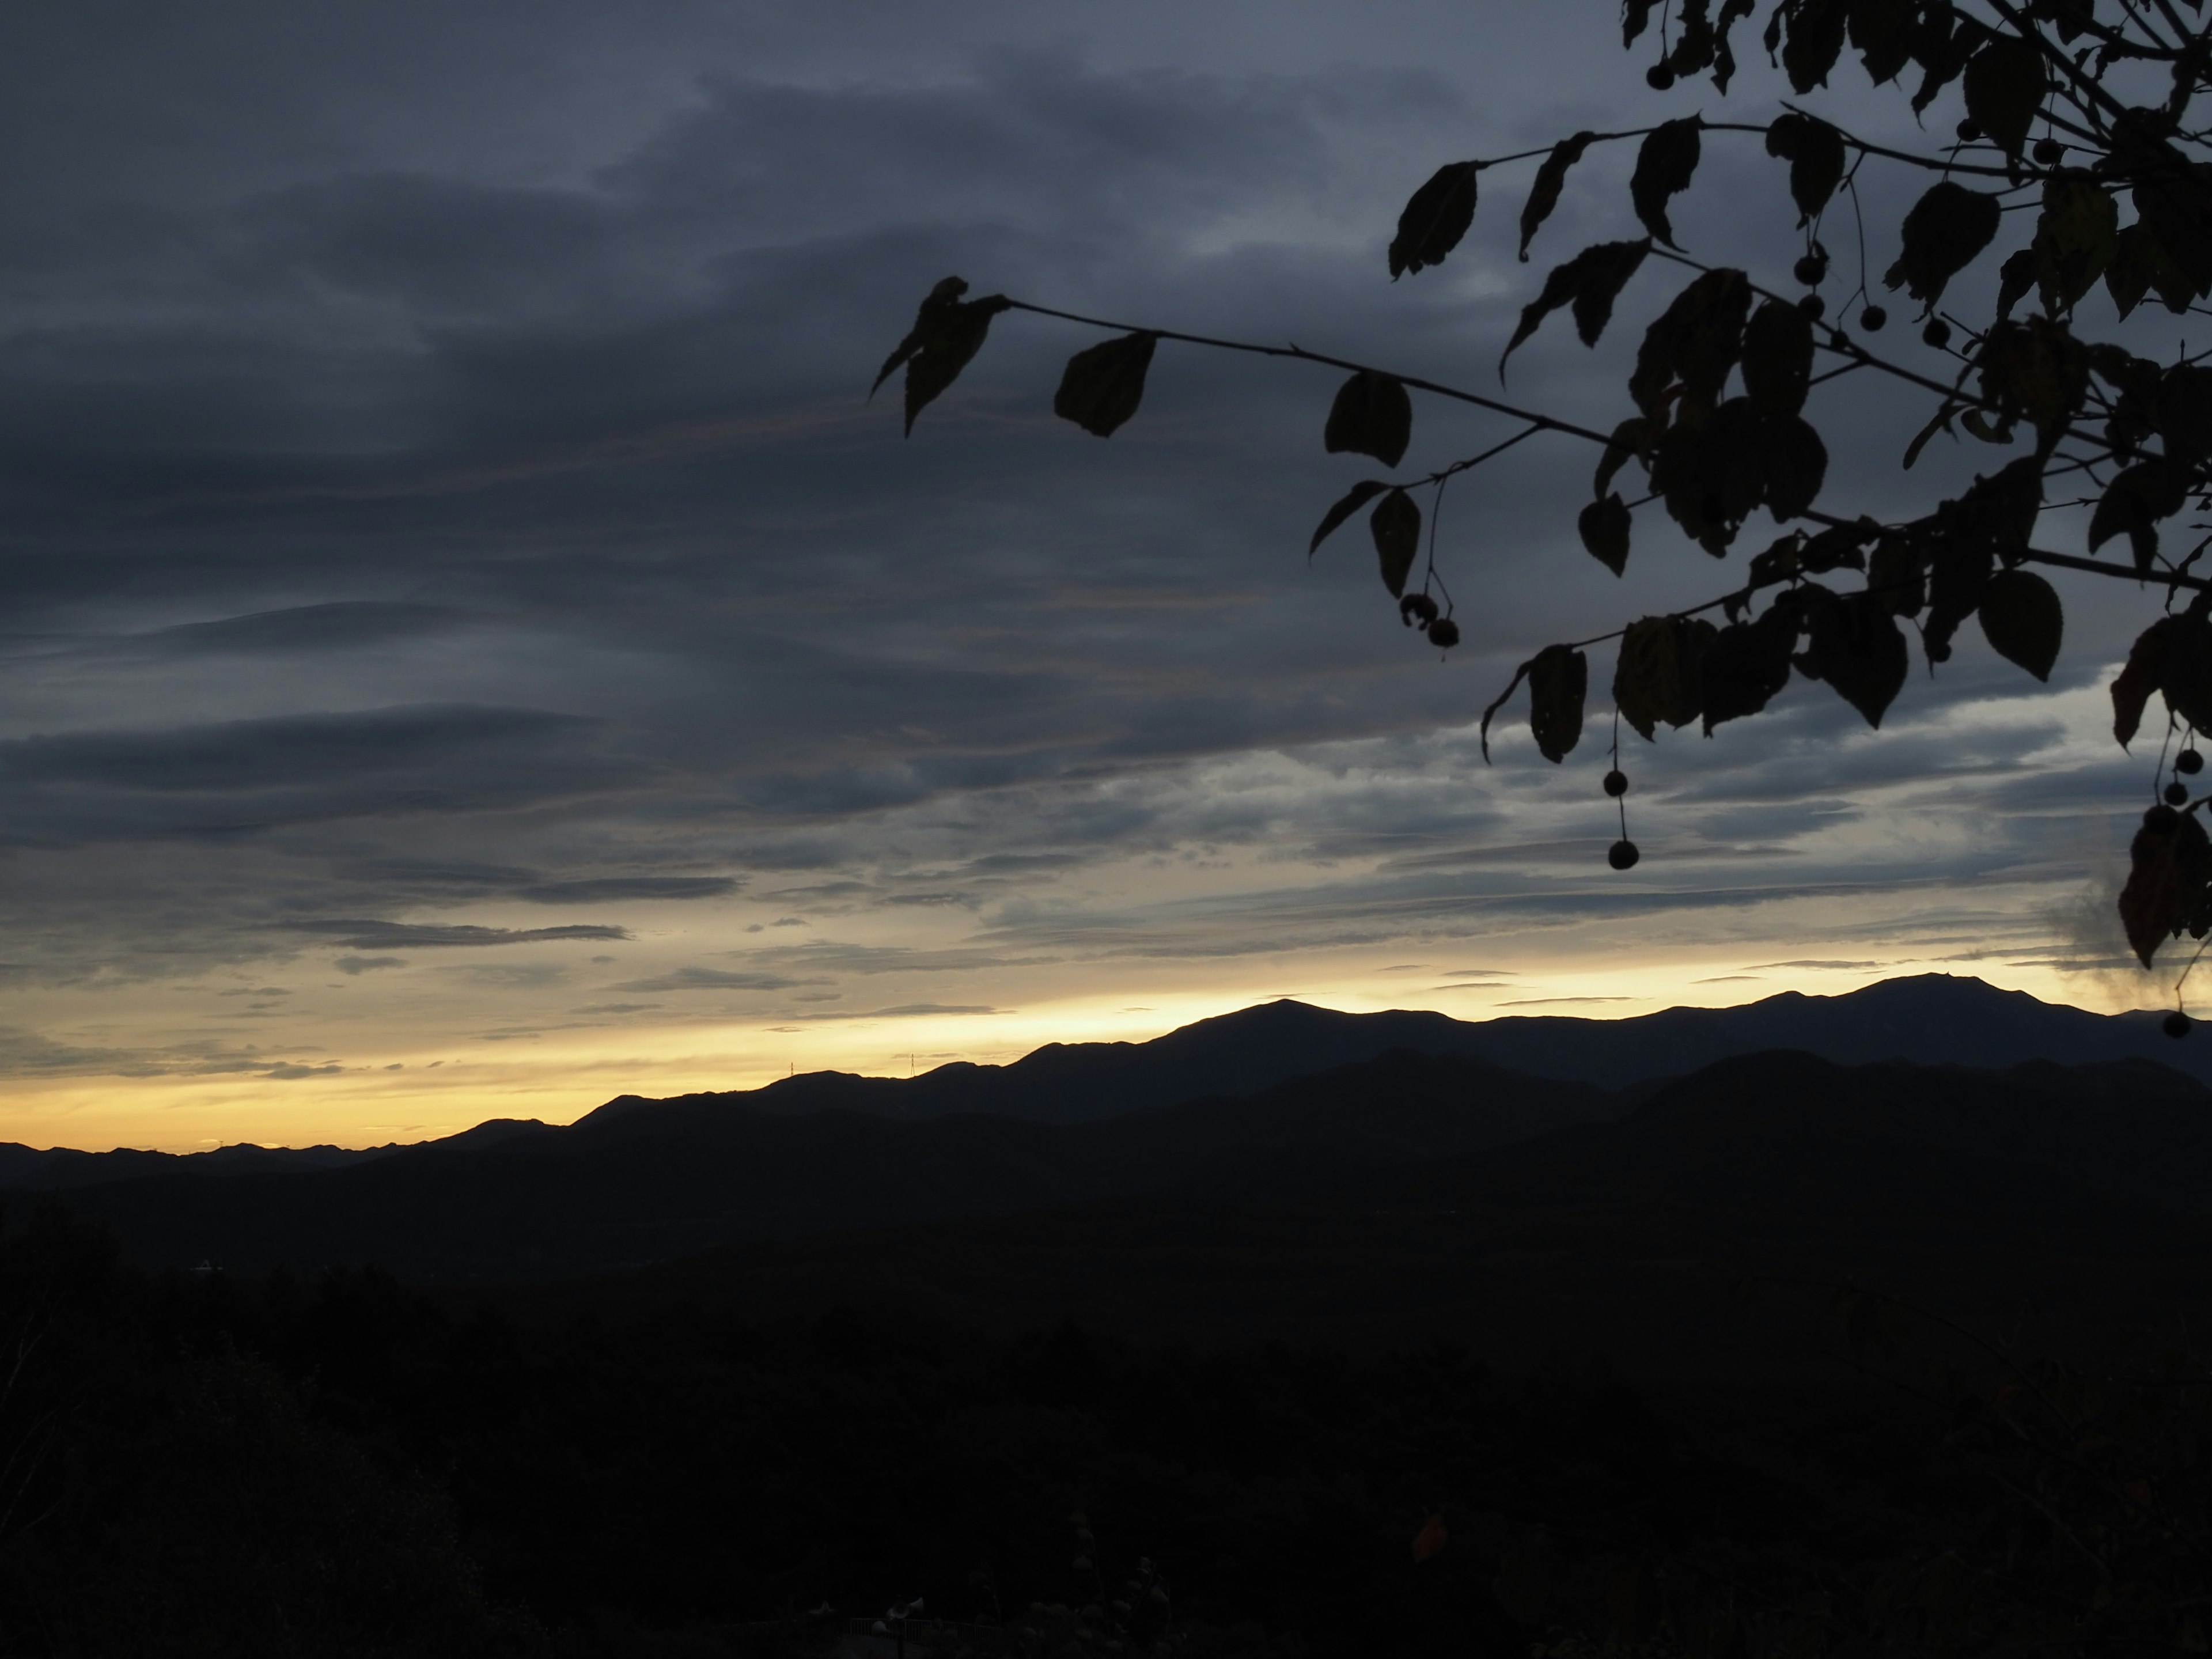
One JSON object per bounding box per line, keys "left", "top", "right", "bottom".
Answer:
{"left": 876, "top": 0, "right": 2212, "bottom": 998}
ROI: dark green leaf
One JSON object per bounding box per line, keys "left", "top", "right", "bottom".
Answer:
{"left": 1052, "top": 332, "right": 1158, "bottom": 437}
{"left": 1701, "top": 607, "right": 1798, "bottom": 733}
{"left": 1760, "top": 413, "right": 1828, "bottom": 520}
{"left": 1883, "top": 181, "right": 2002, "bottom": 308}
{"left": 1848, "top": 0, "right": 1916, "bottom": 84}
{"left": 1324, "top": 372, "right": 1413, "bottom": 468}
{"left": 1629, "top": 267, "right": 1751, "bottom": 419}
{"left": 1741, "top": 301, "right": 1814, "bottom": 419}
{"left": 1614, "top": 615, "right": 1717, "bottom": 739}
{"left": 1781, "top": 0, "right": 1850, "bottom": 89}
{"left": 2121, "top": 807, "right": 2211, "bottom": 967}
{"left": 1528, "top": 643, "right": 1589, "bottom": 762}
{"left": 1308, "top": 480, "right": 1391, "bottom": 556}
{"left": 1630, "top": 117, "right": 1703, "bottom": 249}
{"left": 1961, "top": 38, "right": 2047, "bottom": 156}
{"left": 1499, "top": 240, "right": 1650, "bottom": 377}
{"left": 2089, "top": 461, "right": 2191, "bottom": 575}
{"left": 873, "top": 276, "right": 1014, "bottom": 435}
{"left": 1519, "top": 134, "right": 1596, "bottom": 262}
{"left": 1798, "top": 590, "right": 1909, "bottom": 726}
{"left": 1764, "top": 114, "right": 1846, "bottom": 223}
{"left": 1389, "top": 162, "right": 1479, "bottom": 279}
{"left": 1976, "top": 568, "right": 2063, "bottom": 681}
{"left": 1579, "top": 494, "right": 1633, "bottom": 576}
{"left": 1369, "top": 488, "right": 1422, "bottom": 597}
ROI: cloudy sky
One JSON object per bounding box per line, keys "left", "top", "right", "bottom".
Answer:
{"left": 0, "top": 1, "right": 2173, "bottom": 1151}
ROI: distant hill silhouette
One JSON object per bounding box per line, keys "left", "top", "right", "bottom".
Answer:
{"left": 17, "top": 1050, "right": 1617, "bottom": 1279}
{"left": 586, "top": 972, "right": 2210, "bottom": 1127}
{"left": 0, "top": 1139, "right": 392, "bottom": 1191}
{"left": 10, "top": 973, "right": 2212, "bottom": 1308}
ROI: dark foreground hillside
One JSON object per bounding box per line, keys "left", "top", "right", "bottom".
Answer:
{"left": 501, "top": 1051, "right": 2212, "bottom": 1370}
{"left": 2, "top": 1207, "right": 2209, "bottom": 1659}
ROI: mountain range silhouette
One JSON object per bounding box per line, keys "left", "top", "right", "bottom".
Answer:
{"left": 6, "top": 974, "right": 2208, "bottom": 1327}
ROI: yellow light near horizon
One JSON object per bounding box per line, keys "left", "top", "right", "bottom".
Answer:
{"left": 0, "top": 944, "right": 2150, "bottom": 1156}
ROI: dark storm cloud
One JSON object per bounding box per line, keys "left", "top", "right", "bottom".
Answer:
{"left": 0, "top": 707, "right": 632, "bottom": 849}
{"left": 133, "top": 603, "right": 483, "bottom": 657}
{"left": 0, "top": 0, "right": 2142, "bottom": 1020}
{"left": 516, "top": 876, "right": 741, "bottom": 904}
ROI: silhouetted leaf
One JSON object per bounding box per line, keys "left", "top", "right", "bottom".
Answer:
{"left": 1615, "top": 615, "right": 1717, "bottom": 739}
{"left": 1781, "top": 0, "right": 1850, "bottom": 89}
{"left": 2158, "top": 363, "right": 2212, "bottom": 463}
{"left": 2108, "top": 221, "right": 2194, "bottom": 319}
{"left": 1760, "top": 414, "right": 1828, "bottom": 520}
{"left": 2122, "top": 806, "right": 2211, "bottom": 967}
{"left": 1709, "top": 0, "right": 1758, "bottom": 92}
{"left": 1975, "top": 316, "right": 2088, "bottom": 448}
{"left": 1701, "top": 607, "right": 1798, "bottom": 732}
{"left": 2089, "top": 460, "right": 2191, "bottom": 574}
{"left": 1995, "top": 247, "right": 2037, "bottom": 322}
{"left": 2033, "top": 176, "right": 2117, "bottom": 314}
{"left": 1594, "top": 417, "right": 1653, "bottom": 498}
{"left": 1053, "top": 332, "right": 1158, "bottom": 437}
{"left": 1848, "top": 0, "right": 1916, "bottom": 84}
{"left": 2109, "top": 615, "right": 2212, "bottom": 747}
{"left": 1308, "top": 481, "right": 1391, "bottom": 556}
{"left": 1653, "top": 397, "right": 1765, "bottom": 554}
{"left": 1629, "top": 267, "right": 1751, "bottom": 419}
{"left": 1922, "top": 532, "right": 1993, "bottom": 666}
{"left": 1501, "top": 240, "right": 1650, "bottom": 377}
{"left": 1528, "top": 644, "right": 1589, "bottom": 762}
{"left": 1579, "top": 494, "right": 1632, "bottom": 576}
{"left": 1961, "top": 37, "right": 2047, "bottom": 155}
{"left": 873, "top": 276, "right": 1015, "bottom": 435}
{"left": 1908, "top": 9, "right": 1975, "bottom": 114}
{"left": 1883, "top": 183, "right": 2002, "bottom": 308}
{"left": 2132, "top": 161, "right": 2212, "bottom": 299}
{"left": 1797, "top": 590, "right": 1908, "bottom": 726}
{"left": 1623, "top": 0, "right": 1658, "bottom": 46}
{"left": 1869, "top": 536, "right": 1926, "bottom": 618}
{"left": 1741, "top": 301, "right": 1814, "bottom": 419}
{"left": 1369, "top": 488, "right": 1422, "bottom": 597}
{"left": 1976, "top": 569, "right": 2062, "bottom": 681}
{"left": 1519, "top": 134, "right": 1596, "bottom": 262}
{"left": 1389, "top": 162, "right": 1479, "bottom": 279}
{"left": 1324, "top": 372, "right": 1413, "bottom": 468}
{"left": 1630, "top": 118, "right": 1703, "bottom": 249}
{"left": 1764, "top": 114, "right": 1847, "bottom": 223}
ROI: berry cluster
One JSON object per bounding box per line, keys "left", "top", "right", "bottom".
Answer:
{"left": 1399, "top": 592, "right": 1459, "bottom": 649}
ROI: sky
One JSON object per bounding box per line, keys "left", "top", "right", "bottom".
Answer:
{"left": 0, "top": 1, "right": 2179, "bottom": 1152}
